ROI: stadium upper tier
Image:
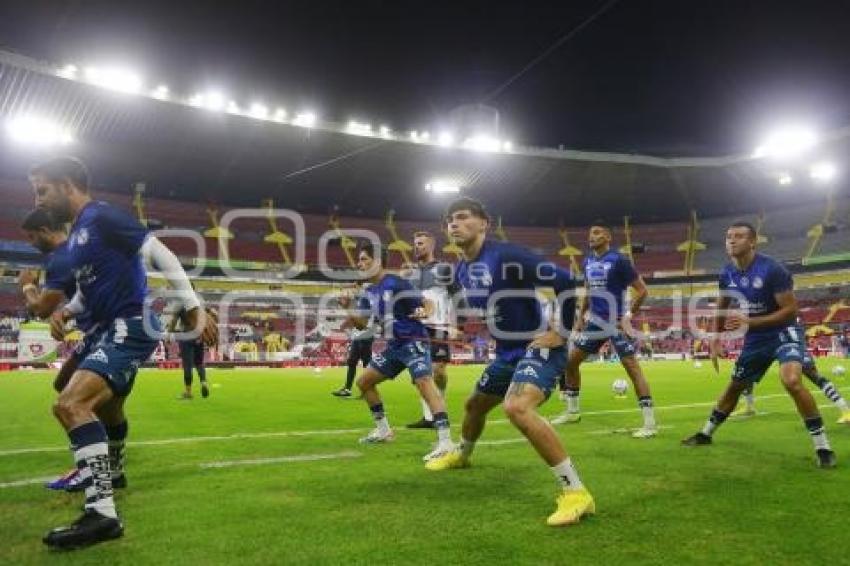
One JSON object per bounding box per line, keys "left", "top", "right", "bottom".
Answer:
{"left": 1, "top": 179, "right": 849, "bottom": 276}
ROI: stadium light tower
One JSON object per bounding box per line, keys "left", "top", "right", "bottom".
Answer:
{"left": 249, "top": 103, "right": 269, "bottom": 120}
{"left": 753, "top": 125, "right": 818, "bottom": 159}
{"left": 84, "top": 66, "right": 143, "bottom": 94}
{"left": 810, "top": 161, "right": 837, "bottom": 183}
{"left": 151, "top": 85, "right": 169, "bottom": 100}
{"left": 6, "top": 116, "right": 74, "bottom": 147}
{"left": 293, "top": 111, "right": 317, "bottom": 128}
{"left": 425, "top": 179, "right": 462, "bottom": 193}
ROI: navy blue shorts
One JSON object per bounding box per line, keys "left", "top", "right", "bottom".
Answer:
{"left": 732, "top": 326, "right": 805, "bottom": 384}
{"left": 574, "top": 320, "right": 636, "bottom": 358}
{"left": 70, "top": 329, "right": 103, "bottom": 363}
{"left": 369, "top": 340, "right": 432, "bottom": 381}
{"left": 476, "top": 347, "right": 567, "bottom": 399}
{"left": 79, "top": 316, "right": 160, "bottom": 397}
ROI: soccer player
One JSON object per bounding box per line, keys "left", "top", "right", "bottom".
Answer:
{"left": 406, "top": 230, "right": 455, "bottom": 428}
{"left": 425, "top": 198, "right": 594, "bottom": 527}
{"left": 344, "top": 241, "right": 454, "bottom": 462}
{"left": 551, "top": 222, "right": 658, "bottom": 438}
{"left": 733, "top": 323, "right": 850, "bottom": 423}
{"left": 682, "top": 222, "right": 836, "bottom": 468}
{"left": 332, "top": 286, "right": 374, "bottom": 398}
{"left": 167, "top": 293, "right": 211, "bottom": 400}
{"left": 26, "top": 156, "right": 216, "bottom": 549}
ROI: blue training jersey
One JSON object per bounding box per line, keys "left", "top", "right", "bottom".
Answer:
{"left": 718, "top": 253, "right": 794, "bottom": 342}
{"left": 44, "top": 201, "right": 150, "bottom": 326}
{"left": 44, "top": 241, "right": 96, "bottom": 334}
{"left": 454, "top": 240, "right": 576, "bottom": 362}
{"left": 359, "top": 273, "right": 428, "bottom": 344}
{"left": 583, "top": 249, "right": 638, "bottom": 322}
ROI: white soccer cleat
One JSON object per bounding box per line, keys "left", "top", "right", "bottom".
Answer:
{"left": 422, "top": 442, "right": 456, "bottom": 462}
{"left": 358, "top": 427, "right": 395, "bottom": 444}
{"left": 550, "top": 411, "right": 581, "bottom": 425}
{"left": 631, "top": 426, "right": 657, "bottom": 439}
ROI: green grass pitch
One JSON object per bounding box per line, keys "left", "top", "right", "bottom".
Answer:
{"left": 1, "top": 359, "right": 849, "bottom": 565}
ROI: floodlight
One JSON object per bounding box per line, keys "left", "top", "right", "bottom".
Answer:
{"left": 379, "top": 125, "right": 392, "bottom": 138}
{"left": 84, "top": 66, "right": 142, "bottom": 94}
{"left": 346, "top": 120, "right": 373, "bottom": 135}
{"left": 502, "top": 140, "right": 513, "bottom": 152}
{"left": 463, "top": 135, "right": 500, "bottom": 152}
{"left": 425, "top": 179, "right": 462, "bottom": 193}
{"left": 151, "top": 85, "right": 169, "bottom": 100}
{"left": 293, "top": 112, "right": 317, "bottom": 128}
{"left": 57, "top": 64, "right": 77, "bottom": 79}
{"left": 273, "top": 108, "right": 287, "bottom": 121}
{"left": 810, "top": 161, "right": 837, "bottom": 183}
{"left": 6, "top": 116, "right": 74, "bottom": 147}
{"left": 204, "top": 91, "right": 226, "bottom": 111}
{"left": 777, "top": 173, "right": 793, "bottom": 186}
{"left": 438, "top": 132, "right": 454, "bottom": 147}
{"left": 753, "top": 126, "right": 817, "bottom": 159}
{"left": 249, "top": 103, "right": 269, "bottom": 119}
{"left": 226, "top": 101, "right": 241, "bottom": 114}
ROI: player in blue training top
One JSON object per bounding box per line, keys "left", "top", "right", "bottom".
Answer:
{"left": 425, "top": 198, "right": 593, "bottom": 527}
{"left": 732, "top": 316, "right": 850, "bottom": 423}
{"left": 21, "top": 157, "right": 217, "bottom": 550}
{"left": 18, "top": 208, "right": 121, "bottom": 494}
{"left": 343, "top": 241, "right": 454, "bottom": 463}
{"left": 682, "top": 222, "right": 836, "bottom": 468}
{"left": 551, "top": 222, "right": 658, "bottom": 438}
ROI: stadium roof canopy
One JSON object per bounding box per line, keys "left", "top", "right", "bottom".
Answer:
{"left": 1, "top": 50, "right": 848, "bottom": 225}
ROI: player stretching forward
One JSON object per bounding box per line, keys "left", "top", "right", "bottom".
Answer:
{"left": 733, "top": 322, "right": 850, "bottom": 423}
{"left": 345, "top": 241, "right": 454, "bottom": 462}
{"left": 551, "top": 222, "right": 657, "bottom": 437}
{"left": 682, "top": 222, "right": 836, "bottom": 468}
{"left": 426, "top": 198, "right": 593, "bottom": 527}
{"left": 406, "top": 230, "right": 455, "bottom": 428}
{"left": 27, "top": 157, "right": 216, "bottom": 549}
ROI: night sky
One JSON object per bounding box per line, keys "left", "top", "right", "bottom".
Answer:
{"left": 1, "top": 0, "right": 849, "bottom": 156}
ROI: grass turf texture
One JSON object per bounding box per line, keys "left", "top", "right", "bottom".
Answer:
{"left": 1, "top": 359, "right": 849, "bottom": 565}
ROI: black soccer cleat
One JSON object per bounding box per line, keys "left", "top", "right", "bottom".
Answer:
{"left": 681, "top": 432, "right": 713, "bottom": 446}
{"left": 816, "top": 449, "right": 837, "bottom": 469}
{"left": 201, "top": 381, "right": 210, "bottom": 398}
{"left": 43, "top": 509, "right": 124, "bottom": 550}
{"left": 406, "top": 418, "right": 435, "bottom": 430}
{"left": 331, "top": 388, "right": 352, "bottom": 398}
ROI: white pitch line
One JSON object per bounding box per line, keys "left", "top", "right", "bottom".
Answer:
{"left": 1, "top": 389, "right": 846, "bottom": 458}
{"left": 199, "top": 450, "right": 362, "bottom": 469}
{"left": 0, "top": 476, "right": 55, "bottom": 489}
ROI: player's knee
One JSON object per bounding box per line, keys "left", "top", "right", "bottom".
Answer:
{"left": 503, "top": 397, "right": 531, "bottom": 424}
{"left": 52, "top": 396, "right": 80, "bottom": 423}
{"left": 781, "top": 374, "right": 803, "bottom": 391}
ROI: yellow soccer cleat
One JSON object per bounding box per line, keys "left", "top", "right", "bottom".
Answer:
{"left": 424, "top": 449, "right": 470, "bottom": 471}
{"left": 837, "top": 410, "right": 850, "bottom": 425}
{"left": 731, "top": 403, "right": 756, "bottom": 417}
{"left": 547, "top": 486, "right": 596, "bottom": 527}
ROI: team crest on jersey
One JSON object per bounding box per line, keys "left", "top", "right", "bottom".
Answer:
{"left": 466, "top": 262, "right": 493, "bottom": 288}
{"left": 75, "top": 228, "right": 89, "bottom": 247}
{"left": 752, "top": 276, "right": 763, "bottom": 289}
{"left": 739, "top": 276, "right": 749, "bottom": 288}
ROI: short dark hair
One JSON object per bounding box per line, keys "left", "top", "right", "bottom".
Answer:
{"left": 413, "top": 230, "right": 434, "bottom": 240}
{"left": 21, "top": 208, "right": 63, "bottom": 232}
{"left": 356, "top": 240, "right": 387, "bottom": 265}
{"left": 444, "top": 197, "right": 490, "bottom": 223}
{"left": 590, "top": 220, "right": 613, "bottom": 234}
{"left": 729, "top": 221, "right": 757, "bottom": 239}
{"left": 29, "top": 156, "right": 90, "bottom": 192}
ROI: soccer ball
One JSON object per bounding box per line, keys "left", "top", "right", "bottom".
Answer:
{"left": 832, "top": 365, "right": 846, "bottom": 377}
{"left": 694, "top": 361, "right": 704, "bottom": 369}
{"left": 612, "top": 378, "right": 629, "bottom": 396}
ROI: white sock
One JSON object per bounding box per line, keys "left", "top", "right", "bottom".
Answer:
{"left": 459, "top": 437, "right": 475, "bottom": 458}
{"left": 421, "top": 398, "right": 433, "bottom": 421}
{"left": 743, "top": 392, "right": 755, "bottom": 409}
{"left": 836, "top": 398, "right": 849, "bottom": 412}
{"left": 436, "top": 426, "right": 451, "bottom": 444}
{"left": 566, "top": 389, "right": 580, "bottom": 413}
{"left": 551, "top": 458, "right": 583, "bottom": 490}
{"left": 641, "top": 406, "right": 656, "bottom": 428}
{"left": 375, "top": 416, "right": 390, "bottom": 434}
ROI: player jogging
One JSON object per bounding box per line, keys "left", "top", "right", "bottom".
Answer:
{"left": 425, "top": 197, "right": 594, "bottom": 527}
{"left": 682, "top": 221, "right": 836, "bottom": 468}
